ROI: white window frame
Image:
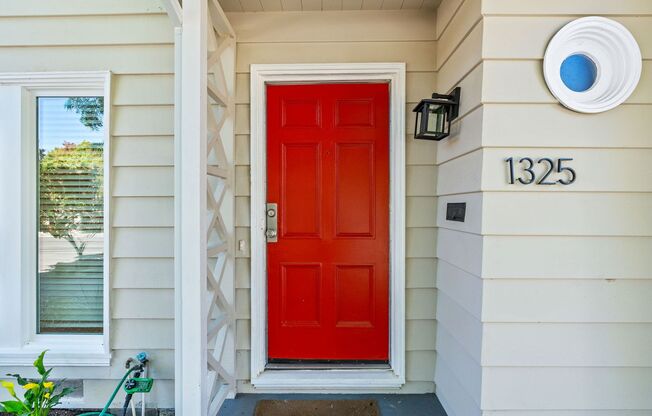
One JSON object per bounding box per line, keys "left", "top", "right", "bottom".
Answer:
{"left": 249, "top": 63, "right": 406, "bottom": 391}
{"left": 0, "top": 72, "right": 112, "bottom": 366}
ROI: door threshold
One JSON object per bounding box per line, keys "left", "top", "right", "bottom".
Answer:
{"left": 266, "top": 362, "right": 391, "bottom": 370}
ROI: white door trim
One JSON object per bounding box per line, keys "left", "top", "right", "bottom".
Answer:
{"left": 249, "top": 63, "right": 406, "bottom": 391}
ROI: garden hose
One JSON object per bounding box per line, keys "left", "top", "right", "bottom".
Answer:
{"left": 77, "top": 365, "right": 141, "bottom": 416}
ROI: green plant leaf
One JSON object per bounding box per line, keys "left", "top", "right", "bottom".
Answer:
{"left": 1, "top": 400, "right": 28, "bottom": 413}
{"left": 34, "top": 351, "right": 47, "bottom": 376}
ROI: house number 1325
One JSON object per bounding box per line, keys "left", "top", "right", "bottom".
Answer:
{"left": 505, "top": 157, "right": 576, "bottom": 185}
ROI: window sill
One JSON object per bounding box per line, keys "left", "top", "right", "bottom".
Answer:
{"left": 0, "top": 337, "right": 111, "bottom": 367}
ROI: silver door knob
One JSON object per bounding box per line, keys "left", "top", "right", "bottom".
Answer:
{"left": 266, "top": 229, "right": 277, "bottom": 239}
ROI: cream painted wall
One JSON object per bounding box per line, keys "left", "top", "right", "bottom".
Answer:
{"left": 0, "top": 0, "right": 176, "bottom": 409}
{"left": 226, "top": 9, "right": 440, "bottom": 393}
{"left": 480, "top": 1, "right": 652, "bottom": 414}
{"left": 434, "top": 0, "right": 652, "bottom": 415}
{"left": 432, "top": 1, "right": 484, "bottom": 415}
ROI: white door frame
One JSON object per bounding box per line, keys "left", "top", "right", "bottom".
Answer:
{"left": 249, "top": 63, "right": 406, "bottom": 391}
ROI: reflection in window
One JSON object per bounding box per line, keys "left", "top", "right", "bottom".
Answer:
{"left": 37, "top": 97, "right": 104, "bottom": 334}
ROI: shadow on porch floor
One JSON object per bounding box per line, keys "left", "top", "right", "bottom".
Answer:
{"left": 218, "top": 393, "right": 447, "bottom": 416}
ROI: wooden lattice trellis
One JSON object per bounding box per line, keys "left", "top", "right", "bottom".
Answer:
{"left": 205, "top": 1, "right": 237, "bottom": 414}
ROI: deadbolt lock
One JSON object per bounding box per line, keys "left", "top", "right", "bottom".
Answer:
{"left": 265, "top": 203, "right": 278, "bottom": 243}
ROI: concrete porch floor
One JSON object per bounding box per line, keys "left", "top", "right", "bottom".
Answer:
{"left": 218, "top": 393, "right": 447, "bottom": 416}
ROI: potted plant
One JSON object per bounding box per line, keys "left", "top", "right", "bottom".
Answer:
{"left": 0, "top": 351, "right": 73, "bottom": 416}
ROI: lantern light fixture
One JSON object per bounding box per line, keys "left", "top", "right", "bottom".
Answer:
{"left": 412, "top": 87, "right": 461, "bottom": 141}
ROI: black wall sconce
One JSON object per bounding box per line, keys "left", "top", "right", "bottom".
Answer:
{"left": 412, "top": 87, "right": 461, "bottom": 141}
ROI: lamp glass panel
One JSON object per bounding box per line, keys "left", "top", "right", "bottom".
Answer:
{"left": 426, "top": 104, "right": 447, "bottom": 134}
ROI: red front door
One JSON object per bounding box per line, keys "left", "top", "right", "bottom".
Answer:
{"left": 266, "top": 83, "right": 390, "bottom": 361}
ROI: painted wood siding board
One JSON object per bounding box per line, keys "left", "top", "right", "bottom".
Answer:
{"left": 436, "top": 0, "right": 481, "bottom": 70}
{"left": 236, "top": 350, "right": 250, "bottom": 379}
{"left": 113, "top": 75, "right": 174, "bottom": 105}
{"left": 483, "top": 279, "right": 652, "bottom": 323}
{"left": 113, "top": 136, "right": 174, "bottom": 167}
{"left": 112, "top": 289, "right": 175, "bottom": 319}
{"left": 406, "top": 258, "right": 437, "bottom": 288}
{"left": 407, "top": 228, "right": 438, "bottom": 258}
{"left": 483, "top": 323, "right": 652, "bottom": 367}
{"left": 436, "top": 105, "right": 484, "bottom": 165}
{"left": 483, "top": 192, "right": 652, "bottom": 236}
{"left": 406, "top": 165, "right": 438, "bottom": 196}
{"left": 482, "top": 0, "right": 652, "bottom": 16}
{"left": 435, "top": 357, "right": 483, "bottom": 416}
{"left": 435, "top": 0, "right": 465, "bottom": 40}
{"left": 407, "top": 197, "right": 438, "bottom": 227}
{"left": 236, "top": 320, "right": 251, "bottom": 349}
{"left": 483, "top": 104, "right": 652, "bottom": 148}
{"left": 436, "top": 21, "right": 482, "bottom": 89}
{"left": 482, "top": 367, "right": 652, "bottom": 410}
{"left": 437, "top": 149, "right": 483, "bottom": 196}
{"left": 236, "top": 42, "right": 437, "bottom": 73}
{"left": 236, "top": 289, "right": 251, "bottom": 319}
{"left": 112, "top": 258, "right": 174, "bottom": 289}
{"left": 407, "top": 137, "right": 438, "bottom": 165}
{"left": 483, "top": 16, "right": 652, "bottom": 60}
{"left": 235, "top": 258, "right": 251, "bottom": 288}
{"left": 453, "top": 62, "right": 482, "bottom": 117}
{"left": 111, "top": 319, "right": 174, "bottom": 349}
{"left": 235, "top": 134, "right": 251, "bottom": 165}
{"left": 437, "top": 228, "right": 483, "bottom": 276}
{"left": 113, "top": 197, "right": 174, "bottom": 227}
{"left": 0, "top": 45, "right": 174, "bottom": 74}
{"left": 406, "top": 351, "right": 437, "bottom": 381}
{"left": 436, "top": 259, "right": 482, "bottom": 319}
{"left": 112, "top": 106, "right": 174, "bottom": 136}
{"left": 0, "top": 15, "right": 173, "bottom": 46}
{"left": 483, "top": 235, "right": 652, "bottom": 280}
{"left": 226, "top": 10, "right": 437, "bottom": 42}
{"left": 436, "top": 291, "right": 482, "bottom": 363}
{"left": 407, "top": 288, "right": 438, "bottom": 320}
{"left": 0, "top": 0, "right": 166, "bottom": 17}
{"left": 436, "top": 325, "right": 481, "bottom": 405}
{"left": 112, "top": 228, "right": 174, "bottom": 258}
{"left": 113, "top": 167, "right": 174, "bottom": 196}
{"left": 406, "top": 320, "right": 437, "bottom": 351}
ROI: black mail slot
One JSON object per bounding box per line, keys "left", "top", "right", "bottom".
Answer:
{"left": 446, "top": 202, "right": 466, "bottom": 222}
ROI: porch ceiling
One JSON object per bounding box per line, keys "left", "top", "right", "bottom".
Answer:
{"left": 218, "top": 0, "right": 441, "bottom": 12}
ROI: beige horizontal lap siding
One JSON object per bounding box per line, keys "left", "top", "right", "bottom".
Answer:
{"left": 432, "top": 1, "right": 484, "bottom": 416}
{"left": 0, "top": 2, "right": 175, "bottom": 409}
{"left": 227, "top": 9, "right": 439, "bottom": 394}
{"left": 480, "top": 1, "right": 652, "bottom": 414}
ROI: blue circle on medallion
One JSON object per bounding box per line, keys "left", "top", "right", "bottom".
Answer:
{"left": 560, "top": 54, "right": 598, "bottom": 92}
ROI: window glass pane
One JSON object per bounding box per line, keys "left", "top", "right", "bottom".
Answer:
{"left": 37, "top": 96, "right": 104, "bottom": 334}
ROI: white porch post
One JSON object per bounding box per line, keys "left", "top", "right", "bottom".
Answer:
{"left": 175, "top": 0, "right": 237, "bottom": 413}
{"left": 179, "top": 0, "right": 208, "bottom": 414}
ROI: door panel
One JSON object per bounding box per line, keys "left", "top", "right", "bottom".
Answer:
{"left": 267, "top": 83, "right": 389, "bottom": 361}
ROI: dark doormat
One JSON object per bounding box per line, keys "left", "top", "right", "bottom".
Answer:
{"left": 254, "top": 399, "right": 380, "bottom": 416}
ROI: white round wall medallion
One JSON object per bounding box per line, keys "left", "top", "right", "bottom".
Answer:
{"left": 543, "top": 16, "right": 642, "bottom": 113}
